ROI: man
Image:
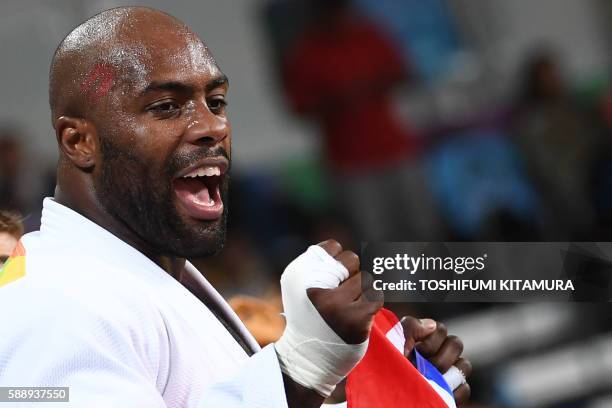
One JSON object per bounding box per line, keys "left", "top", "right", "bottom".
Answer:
{"left": 0, "top": 210, "right": 23, "bottom": 268}
{"left": 0, "top": 7, "right": 469, "bottom": 407}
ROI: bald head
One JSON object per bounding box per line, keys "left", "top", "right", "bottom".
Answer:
{"left": 50, "top": 6, "right": 231, "bottom": 260}
{"left": 49, "top": 6, "right": 213, "bottom": 124}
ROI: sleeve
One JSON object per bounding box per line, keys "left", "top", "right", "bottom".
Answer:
{"left": 197, "top": 344, "right": 288, "bottom": 408}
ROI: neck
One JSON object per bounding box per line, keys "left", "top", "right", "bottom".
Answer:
{"left": 54, "top": 184, "right": 185, "bottom": 275}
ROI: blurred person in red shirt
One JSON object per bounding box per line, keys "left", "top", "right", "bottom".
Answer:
{"left": 282, "top": 0, "right": 443, "bottom": 242}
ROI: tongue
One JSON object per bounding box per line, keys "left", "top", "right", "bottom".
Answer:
{"left": 176, "top": 178, "right": 212, "bottom": 204}
{"left": 192, "top": 182, "right": 212, "bottom": 204}
{"left": 173, "top": 177, "right": 223, "bottom": 221}
{"left": 196, "top": 187, "right": 211, "bottom": 203}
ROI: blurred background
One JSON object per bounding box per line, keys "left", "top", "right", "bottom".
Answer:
{"left": 2, "top": 0, "right": 612, "bottom": 406}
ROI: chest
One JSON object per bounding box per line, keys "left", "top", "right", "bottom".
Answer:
{"left": 155, "top": 287, "right": 249, "bottom": 407}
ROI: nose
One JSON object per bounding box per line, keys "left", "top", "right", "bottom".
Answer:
{"left": 183, "top": 102, "right": 229, "bottom": 146}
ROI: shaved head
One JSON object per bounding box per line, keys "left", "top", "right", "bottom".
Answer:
{"left": 49, "top": 7, "right": 213, "bottom": 123}
{"left": 50, "top": 7, "right": 232, "bottom": 261}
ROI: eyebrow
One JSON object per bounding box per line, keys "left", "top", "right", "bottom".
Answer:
{"left": 206, "top": 74, "right": 229, "bottom": 92}
{"left": 139, "top": 74, "right": 229, "bottom": 96}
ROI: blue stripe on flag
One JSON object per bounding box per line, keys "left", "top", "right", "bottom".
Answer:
{"left": 414, "top": 350, "right": 454, "bottom": 397}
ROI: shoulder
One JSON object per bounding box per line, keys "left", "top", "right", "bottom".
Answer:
{"left": 0, "top": 241, "right": 169, "bottom": 385}
{"left": 0, "top": 234, "right": 167, "bottom": 344}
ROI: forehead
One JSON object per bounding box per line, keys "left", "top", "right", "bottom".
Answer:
{"left": 112, "top": 28, "right": 222, "bottom": 92}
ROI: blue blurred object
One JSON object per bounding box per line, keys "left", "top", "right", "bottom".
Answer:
{"left": 427, "top": 130, "right": 539, "bottom": 238}
{"left": 354, "top": 0, "right": 462, "bottom": 82}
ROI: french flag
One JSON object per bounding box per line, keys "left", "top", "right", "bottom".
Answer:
{"left": 346, "top": 309, "right": 456, "bottom": 408}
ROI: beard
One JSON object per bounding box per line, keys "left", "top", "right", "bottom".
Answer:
{"left": 96, "top": 136, "right": 229, "bottom": 259}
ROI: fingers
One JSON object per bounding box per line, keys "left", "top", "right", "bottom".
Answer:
{"left": 310, "top": 239, "right": 383, "bottom": 345}
{"left": 358, "top": 272, "right": 384, "bottom": 309}
{"left": 337, "top": 273, "right": 362, "bottom": 301}
{"left": 311, "top": 239, "right": 369, "bottom": 304}
{"left": 429, "top": 335, "right": 464, "bottom": 373}
{"left": 316, "top": 270, "right": 382, "bottom": 308}
{"left": 401, "top": 316, "right": 438, "bottom": 357}
{"left": 339, "top": 301, "right": 379, "bottom": 344}
{"left": 415, "top": 322, "right": 447, "bottom": 358}
{"left": 453, "top": 383, "right": 471, "bottom": 406}
{"left": 317, "top": 239, "right": 359, "bottom": 278}
{"left": 335, "top": 250, "right": 360, "bottom": 278}
{"left": 331, "top": 250, "right": 384, "bottom": 309}
{"left": 401, "top": 315, "right": 471, "bottom": 405}
{"left": 307, "top": 285, "right": 380, "bottom": 344}
{"left": 317, "top": 239, "right": 343, "bottom": 257}
{"left": 455, "top": 357, "right": 472, "bottom": 378}
{"left": 333, "top": 272, "right": 383, "bottom": 313}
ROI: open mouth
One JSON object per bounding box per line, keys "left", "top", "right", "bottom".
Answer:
{"left": 173, "top": 159, "right": 227, "bottom": 221}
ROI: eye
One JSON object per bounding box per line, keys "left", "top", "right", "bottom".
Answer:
{"left": 147, "top": 100, "right": 181, "bottom": 117}
{"left": 207, "top": 96, "right": 228, "bottom": 114}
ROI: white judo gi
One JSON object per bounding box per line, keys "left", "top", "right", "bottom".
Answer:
{"left": 0, "top": 198, "right": 289, "bottom": 407}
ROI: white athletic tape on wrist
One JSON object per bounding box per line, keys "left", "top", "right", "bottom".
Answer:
{"left": 443, "top": 365, "right": 467, "bottom": 391}
{"left": 275, "top": 245, "right": 369, "bottom": 397}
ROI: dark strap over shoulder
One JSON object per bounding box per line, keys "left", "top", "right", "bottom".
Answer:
{"left": 180, "top": 261, "right": 260, "bottom": 356}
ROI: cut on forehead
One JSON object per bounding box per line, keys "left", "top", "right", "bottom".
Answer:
{"left": 49, "top": 6, "right": 215, "bottom": 122}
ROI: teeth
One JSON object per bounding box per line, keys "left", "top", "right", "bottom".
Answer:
{"left": 183, "top": 166, "right": 221, "bottom": 178}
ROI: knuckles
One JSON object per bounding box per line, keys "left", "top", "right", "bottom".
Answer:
{"left": 456, "top": 357, "right": 472, "bottom": 377}
{"left": 435, "top": 322, "right": 448, "bottom": 338}
{"left": 336, "top": 250, "right": 360, "bottom": 272}
{"left": 302, "top": 241, "right": 376, "bottom": 344}
{"left": 318, "top": 239, "right": 343, "bottom": 256}
{"left": 400, "top": 316, "right": 419, "bottom": 336}
{"left": 306, "top": 287, "right": 375, "bottom": 344}
{"left": 446, "top": 335, "right": 464, "bottom": 356}
{"left": 454, "top": 383, "right": 471, "bottom": 404}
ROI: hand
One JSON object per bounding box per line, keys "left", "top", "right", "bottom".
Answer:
{"left": 307, "top": 240, "right": 384, "bottom": 344}
{"left": 402, "top": 317, "right": 472, "bottom": 405}
{"left": 275, "top": 239, "right": 383, "bottom": 407}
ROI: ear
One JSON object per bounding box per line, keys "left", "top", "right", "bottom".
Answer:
{"left": 54, "top": 116, "right": 98, "bottom": 170}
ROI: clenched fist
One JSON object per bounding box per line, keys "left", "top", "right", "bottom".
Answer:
{"left": 307, "top": 240, "right": 384, "bottom": 344}
{"left": 275, "top": 240, "right": 383, "bottom": 400}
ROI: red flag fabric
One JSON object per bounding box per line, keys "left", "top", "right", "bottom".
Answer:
{"left": 346, "top": 309, "right": 454, "bottom": 408}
